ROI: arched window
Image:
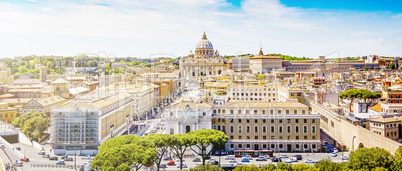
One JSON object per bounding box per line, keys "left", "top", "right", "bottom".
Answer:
{"left": 186, "top": 125, "right": 191, "bottom": 133}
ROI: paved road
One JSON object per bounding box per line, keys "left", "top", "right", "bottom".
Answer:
{"left": 153, "top": 152, "right": 350, "bottom": 170}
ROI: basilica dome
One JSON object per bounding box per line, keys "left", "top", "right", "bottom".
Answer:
{"left": 195, "top": 32, "right": 214, "bottom": 57}
{"left": 196, "top": 32, "right": 213, "bottom": 49}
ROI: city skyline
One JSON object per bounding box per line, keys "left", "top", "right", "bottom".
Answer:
{"left": 1, "top": 0, "right": 402, "bottom": 58}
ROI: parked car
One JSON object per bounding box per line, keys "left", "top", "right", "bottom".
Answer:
{"left": 64, "top": 157, "right": 74, "bottom": 161}
{"left": 290, "top": 157, "right": 298, "bottom": 162}
{"left": 42, "top": 154, "right": 50, "bottom": 158}
{"left": 163, "top": 157, "right": 172, "bottom": 161}
{"left": 237, "top": 162, "right": 244, "bottom": 166}
{"left": 241, "top": 157, "right": 250, "bottom": 162}
{"left": 279, "top": 154, "right": 289, "bottom": 158}
{"left": 333, "top": 149, "right": 339, "bottom": 153}
{"left": 271, "top": 157, "right": 282, "bottom": 162}
{"left": 56, "top": 161, "right": 65, "bottom": 165}
{"left": 159, "top": 164, "right": 167, "bottom": 168}
{"left": 305, "top": 158, "right": 316, "bottom": 163}
{"left": 61, "top": 155, "right": 69, "bottom": 159}
{"left": 166, "top": 160, "right": 175, "bottom": 166}
{"left": 192, "top": 158, "right": 201, "bottom": 162}
{"left": 82, "top": 155, "right": 92, "bottom": 160}
{"left": 229, "top": 159, "right": 237, "bottom": 163}
{"left": 292, "top": 155, "right": 303, "bottom": 160}
{"left": 176, "top": 159, "right": 184, "bottom": 163}
{"left": 331, "top": 152, "right": 337, "bottom": 157}
{"left": 208, "top": 159, "right": 219, "bottom": 165}
{"left": 14, "top": 161, "right": 23, "bottom": 167}
{"left": 225, "top": 155, "right": 235, "bottom": 160}
{"left": 285, "top": 159, "right": 292, "bottom": 164}
{"left": 256, "top": 156, "right": 267, "bottom": 161}
{"left": 341, "top": 156, "right": 349, "bottom": 160}
{"left": 15, "top": 147, "right": 21, "bottom": 150}
{"left": 264, "top": 155, "right": 271, "bottom": 159}
{"left": 176, "top": 164, "right": 188, "bottom": 168}
{"left": 20, "top": 157, "right": 29, "bottom": 162}
{"left": 49, "top": 156, "right": 58, "bottom": 161}
{"left": 245, "top": 155, "right": 253, "bottom": 160}
{"left": 38, "top": 151, "right": 46, "bottom": 155}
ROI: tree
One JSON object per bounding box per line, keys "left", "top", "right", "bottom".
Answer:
{"left": 233, "top": 164, "right": 260, "bottom": 171}
{"left": 314, "top": 159, "right": 347, "bottom": 171}
{"left": 188, "top": 164, "right": 224, "bottom": 171}
{"left": 339, "top": 89, "right": 359, "bottom": 113}
{"left": 348, "top": 147, "right": 392, "bottom": 170}
{"left": 18, "top": 65, "right": 27, "bottom": 74}
{"left": 170, "top": 134, "right": 195, "bottom": 170}
{"left": 21, "top": 56, "right": 34, "bottom": 61}
{"left": 92, "top": 135, "right": 157, "bottom": 171}
{"left": 391, "top": 146, "right": 402, "bottom": 170}
{"left": 356, "top": 89, "right": 381, "bottom": 112}
{"left": 16, "top": 111, "right": 49, "bottom": 141}
{"left": 260, "top": 164, "right": 276, "bottom": 171}
{"left": 257, "top": 74, "right": 264, "bottom": 80}
{"left": 364, "top": 65, "right": 367, "bottom": 71}
{"left": 389, "top": 62, "right": 395, "bottom": 70}
{"left": 189, "top": 129, "right": 228, "bottom": 165}
{"left": 146, "top": 134, "right": 172, "bottom": 171}
{"left": 292, "top": 164, "right": 319, "bottom": 171}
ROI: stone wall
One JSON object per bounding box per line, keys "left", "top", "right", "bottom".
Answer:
{"left": 311, "top": 102, "right": 402, "bottom": 154}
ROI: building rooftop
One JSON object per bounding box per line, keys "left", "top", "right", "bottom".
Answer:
{"left": 369, "top": 114, "right": 402, "bottom": 123}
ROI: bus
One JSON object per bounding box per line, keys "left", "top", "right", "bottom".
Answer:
{"left": 257, "top": 150, "right": 274, "bottom": 157}
{"left": 234, "top": 150, "right": 255, "bottom": 157}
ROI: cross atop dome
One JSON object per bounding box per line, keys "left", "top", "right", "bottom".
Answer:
{"left": 202, "top": 31, "right": 207, "bottom": 39}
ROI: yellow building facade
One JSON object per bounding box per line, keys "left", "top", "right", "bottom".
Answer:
{"left": 0, "top": 102, "right": 17, "bottom": 123}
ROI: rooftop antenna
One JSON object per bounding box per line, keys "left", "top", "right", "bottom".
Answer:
{"left": 260, "top": 41, "right": 262, "bottom": 51}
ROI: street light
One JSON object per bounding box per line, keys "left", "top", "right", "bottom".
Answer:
{"left": 74, "top": 132, "right": 78, "bottom": 170}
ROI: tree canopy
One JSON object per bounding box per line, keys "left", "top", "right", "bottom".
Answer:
{"left": 339, "top": 89, "right": 381, "bottom": 113}
{"left": 189, "top": 129, "right": 228, "bottom": 165}
{"left": 13, "top": 111, "right": 48, "bottom": 141}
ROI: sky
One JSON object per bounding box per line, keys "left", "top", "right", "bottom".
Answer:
{"left": 0, "top": 0, "right": 402, "bottom": 59}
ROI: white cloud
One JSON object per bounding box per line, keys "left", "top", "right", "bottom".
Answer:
{"left": 0, "top": 0, "right": 401, "bottom": 58}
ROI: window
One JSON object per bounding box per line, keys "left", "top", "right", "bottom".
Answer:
{"left": 262, "top": 110, "right": 266, "bottom": 114}
{"left": 304, "top": 119, "right": 307, "bottom": 123}
{"left": 239, "top": 126, "right": 242, "bottom": 133}
{"left": 170, "top": 112, "right": 173, "bottom": 116}
{"left": 271, "top": 136, "right": 275, "bottom": 140}
{"left": 239, "top": 136, "right": 242, "bottom": 139}
{"left": 312, "top": 126, "right": 316, "bottom": 134}
{"left": 270, "top": 110, "right": 273, "bottom": 114}
{"left": 170, "top": 128, "right": 174, "bottom": 135}
{"left": 238, "top": 119, "right": 242, "bottom": 123}
{"left": 230, "top": 119, "right": 234, "bottom": 123}
{"left": 296, "top": 144, "right": 299, "bottom": 148}
{"left": 230, "top": 136, "right": 233, "bottom": 139}
{"left": 304, "top": 136, "right": 307, "bottom": 140}
{"left": 294, "top": 110, "right": 297, "bottom": 114}
{"left": 230, "top": 126, "right": 234, "bottom": 133}
{"left": 238, "top": 144, "right": 242, "bottom": 148}
{"left": 263, "top": 119, "right": 266, "bottom": 123}
{"left": 295, "top": 119, "right": 299, "bottom": 123}
{"left": 286, "top": 110, "right": 289, "bottom": 114}
{"left": 247, "top": 136, "right": 250, "bottom": 139}
{"left": 203, "top": 112, "right": 206, "bottom": 116}
{"left": 230, "top": 110, "right": 234, "bottom": 114}
{"left": 247, "top": 126, "right": 250, "bottom": 133}
{"left": 279, "top": 119, "right": 282, "bottom": 123}
{"left": 271, "top": 126, "right": 275, "bottom": 133}
{"left": 302, "top": 110, "right": 306, "bottom": 114}
{"left": 303, "top": 126, "right": 308, "bottom": 134}
{"left": 287, "top": 126, "right": 291, "bottom": 133}
{"left": 254, "top": 110, "right": 258, "bottom": 114}
{"left": 255, "top": 126, "right": 258, "bottom": 133}
{"left": 255, "top": 136, "right": 258, "bottom": 139}
{"left": 287, "top": 119, "right": 291, "bottom": 123}
{"left": 238, "top": 110, "right": 241, "bottom": 114}
{"left": 296, "top": 136, "right": 299, "bottom": 140}
{"left": 247, "top": 144, "right": 250, "bottom": 148}
{"left": 295, "top": 126, "right": 299, "bottom": 133}
{"left": 230, "top": 144, "right": 234, "bottom": 148}
{"left": 263, "top": 136, "right": 266, "bottom": 140}
{"left": 279, "top": 126, "right": 283, "bottom": 133}
{"left": 255, "top": 119, "right": 258, "bottom": 123}
{"left": 271, "top": 119, "right": 274, "bottom": 123}
{"left": 312, "top": 136, "right": 316, "bottom": 140}
{"left": 312, "top": 119, "right": 315, "bottom": 123}
{"left": 263, "top": 126, "right": 267, "bottom": 133}
{"left": 278, "top": 110, "right": 281, "bottom": 114}
{"left": 247, "top": 119, "right": 250, "bottom": 123}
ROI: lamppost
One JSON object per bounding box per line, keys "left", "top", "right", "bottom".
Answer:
{"left": 74, "top": 132, "right": 78, "bottom": 170}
